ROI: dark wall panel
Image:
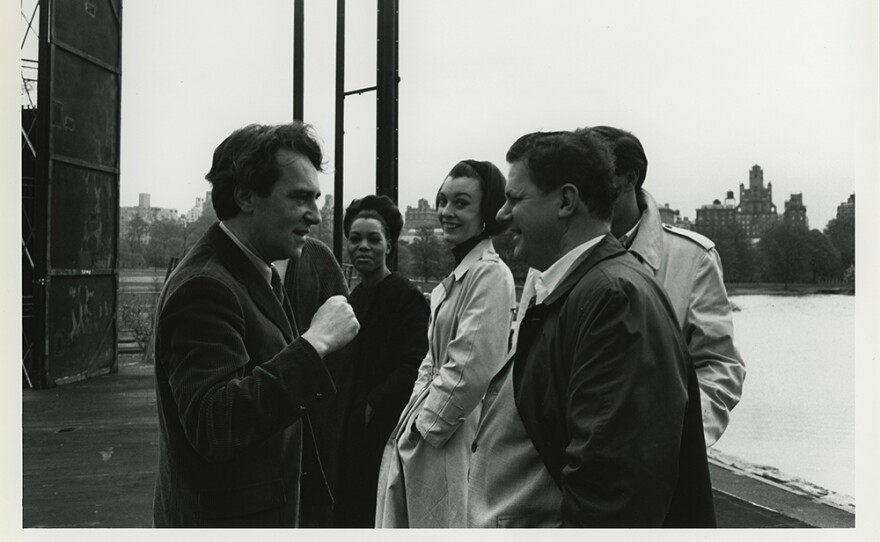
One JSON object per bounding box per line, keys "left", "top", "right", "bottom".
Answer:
{"left": 49, "top": 47, "right": 119, "bottom": 167}
{"left": 46, "top": 275, "right": 116, "bottom": 384}
{"left": 52, "top": 0, "right": 121, "bottom": 68}
{"left": 49, "top": 162, "right": 117, "bottom": 270}
{"left": 26, "top": 0, "right": 122, "bottom": 388}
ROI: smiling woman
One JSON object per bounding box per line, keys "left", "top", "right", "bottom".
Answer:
{"left": 376, "top": 160, "right": 515, "bottom": 527}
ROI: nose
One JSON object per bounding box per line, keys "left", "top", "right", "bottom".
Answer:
{"left": 305, "top": 200, "right": 320, "bottom": 226}
{"left": 496, "top": 201, "right": 511, "bottom": 225}
{"left": 436, "top": 202, "right": 449, "bottom": 220}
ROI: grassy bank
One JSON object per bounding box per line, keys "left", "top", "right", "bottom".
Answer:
{"left": 726, "top": 282, "right": 854, "bottom": 295}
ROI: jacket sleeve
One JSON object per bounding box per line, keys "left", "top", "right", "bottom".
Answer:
{"left": 416, "top": 261, "right": 514, "bottom": 448}
{"left": 366, "top": 289, "right": 430, "bottom": 417}
{"left": 158, "top": 276, "right": 335, "bottom": 464}
{"left": 314, "top": 240, "right": 350, "bottom": 300}
{"left": 561, "top": 285, "right": 688, "bottom": 527}
{"left": 685, "top": 248, "right": 746, "bottom": 446}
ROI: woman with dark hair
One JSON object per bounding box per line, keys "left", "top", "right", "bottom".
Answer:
{"left": 376, "top": 160, "right": 516, "bottom": 528}
{"left": 316, "top": 195, "right": 429, "bottom": 527}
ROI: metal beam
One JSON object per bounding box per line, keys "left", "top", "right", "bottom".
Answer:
{"left": 333, "top": 0, "right": 346, "bottom": 262}
{"left": 293, "top": 0, "right": 304, "bottom": 121}
{"left": 376, "top": 0, "right": 399, "bottom": 203}
{"left": 376, "top": 0, "right": 400, "bottom": 271}
{"left": 376, "top": 0, "right": 399, "bottom": 268}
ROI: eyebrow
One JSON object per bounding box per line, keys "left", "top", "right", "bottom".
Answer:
{"left": 288, "top": 189, "right": 320, "bottom": 197}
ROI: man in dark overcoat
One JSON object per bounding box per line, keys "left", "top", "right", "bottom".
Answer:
{"left": 152, "top": 122, "right": 359, "bottom": 527}
{"left": 467, "top": 130, "right": 715, "bottom": 527}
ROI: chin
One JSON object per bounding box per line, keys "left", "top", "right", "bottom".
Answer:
{"left": 286, "top": 244, "right": 304, "bottom": 260}
{"left": 353, "top": 263, "right": 374, "bottom": 275}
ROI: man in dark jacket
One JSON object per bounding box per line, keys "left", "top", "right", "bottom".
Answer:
{"left": 152, "top": 123, "right": 359, "bottom": 527}
{"left": 471, "top": 130, "right": 714, "bottom": 527}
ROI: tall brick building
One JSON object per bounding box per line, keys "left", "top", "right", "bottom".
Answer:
{"left": 694, "top": 165, "right": 789, "bottom": 241}
{"left": 404, "top": 198, "right": 438, "bottom": 231}
{"left": 736, "top": 165, "right": 778, "bottom": 238}
{"left": 783, "top": 193, "right": 808, "bottom": 229}
{"left": 119, "top": 193, "right": 179, "bottom": 242}
{"left": 836, "top": 194, "right": 855, "bottom": 221}
{"left": 694, "top": 192, "right": 738, "bottom": 240}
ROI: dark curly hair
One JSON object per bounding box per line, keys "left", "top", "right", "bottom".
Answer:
{"left": 506, "top": 130, "right": 615, "bottom": 221}
{"left": 343, "top": 195, "right": 404, "bottom": 255}
{"left": 206, "top": 122, "right": 324, "bottom": 220}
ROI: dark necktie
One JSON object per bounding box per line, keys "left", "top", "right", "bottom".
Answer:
{"left": 271, "top": 265, "right": 299, "bottom": 337}
{"left": 270, "top": 265, "right": 285, "bottom": 303}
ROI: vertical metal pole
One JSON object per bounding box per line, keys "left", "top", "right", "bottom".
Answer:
{"left": 293, "top": 0, "right": 304, "bottom": 121}
{"left": 32, "top": 0, "right": 51, "bottom": 388}
{"left": 376, "top": 0, "right": 399, "bottom": 269}
{"left": 333, "top": 0, "right": 345, "bottom": 262}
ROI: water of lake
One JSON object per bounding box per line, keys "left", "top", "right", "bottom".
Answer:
{"left": 713, "top": 294, "right": 854, "bottom": 498}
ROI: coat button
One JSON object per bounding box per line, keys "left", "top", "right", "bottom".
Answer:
{"left": 471, "top": 441, "right": 478, "bottom": 453}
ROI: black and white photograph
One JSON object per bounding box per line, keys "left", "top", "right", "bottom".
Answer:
{"left": 4, "top": 0, "right": 878, "bottom": 537}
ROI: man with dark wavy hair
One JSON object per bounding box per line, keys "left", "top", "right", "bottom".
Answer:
{"left": 467, "top": 130, "right": 714, "bottom": 527}
{"left": 152, "top": 122, "right": 359, "bottom": 527}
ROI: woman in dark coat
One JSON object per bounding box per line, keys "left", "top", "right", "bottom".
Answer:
{"left": 325, "top": 195, "right": 430, "bottom": 527}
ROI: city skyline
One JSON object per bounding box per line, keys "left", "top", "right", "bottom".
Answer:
{"left": 122, "top": 169, "right": 852, "bottom": 235}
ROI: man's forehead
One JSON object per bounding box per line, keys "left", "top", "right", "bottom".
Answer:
{"left": 276, "top": 148, "right": 313, "bottom": 169}
{"left": 507, "top": 161, "right": 535, "bottom": 191}
{"left": 273, "top": 151, "right": 320, "bottom": 197}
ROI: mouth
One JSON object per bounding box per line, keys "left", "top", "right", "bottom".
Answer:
{"left": 442, "top": 222, "right": 462, "bottom": 231}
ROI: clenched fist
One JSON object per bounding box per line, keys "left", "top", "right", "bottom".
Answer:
{"left": 301, "top": 295, "right": 359, "bottom": 357}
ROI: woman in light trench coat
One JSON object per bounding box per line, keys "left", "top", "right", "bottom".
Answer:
{"left": 375, "top": 160, "right": 515, "bottom": 527}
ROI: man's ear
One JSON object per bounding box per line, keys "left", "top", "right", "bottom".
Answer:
{"left": 621, "top": 169, "right": 639, "bottom": 192}
{"left": 558, "top": 184, "right": 580, "bottom": 218}
{"left": 233, "top": 185, "right": 256, "bottom": 215}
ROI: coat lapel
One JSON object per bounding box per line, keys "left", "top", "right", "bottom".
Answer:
{"left": 511, "top": 233, "right": 630, "bottom": 486}
{"left": 206, "top": 224, "right": 295, "bottom": 342}
{"left": 539, "top": 234, "right": 629, "bottom": 307}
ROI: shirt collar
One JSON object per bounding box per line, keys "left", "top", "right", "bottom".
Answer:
{"left": 451, "top": 237, "right": 496, "bottom": 281}
{"left": 535, "top": 234, "right": 605, "bottom": 305}
{"left": 219, "top": 221, "right": 273, "bottom": 285}
{"left": 626, "top": 189, "right": 663, "bottom": 272}
{"left": 618, "top": 217, "right": 642, "bottom": 248}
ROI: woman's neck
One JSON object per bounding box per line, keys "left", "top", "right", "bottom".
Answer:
{"left": 451, "top": 232, "right": 489, "bottom": 266}
{"left": 360, "top": 266, "right": 391, "bottom": 288}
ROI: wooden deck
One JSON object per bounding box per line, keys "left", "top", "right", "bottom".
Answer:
{"left": 21, "top": 357, "right": 855, "bottom": 529}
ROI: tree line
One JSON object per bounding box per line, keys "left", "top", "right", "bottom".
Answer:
{"left": 119, "top": 210, "right": 217, "bottom": 268}
{"left": 120, "top": 209, "right": 855, "bottom": 289}
{"left": 712, "top": 214, "right": 854, "bottom": 286}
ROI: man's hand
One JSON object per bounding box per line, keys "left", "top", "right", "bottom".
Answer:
{"left": 301, "top": 295, "right": 359, "bottom": 357}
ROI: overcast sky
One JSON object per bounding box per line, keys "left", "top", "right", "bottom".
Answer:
{"left": 5, "top": 1, "right": 880, "bottom": 533}
{"left": 61, "top": 0, "right": 864, "bottom": 230}
{"left": 12, "top": 0, "right": 876, "bottom": 228}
